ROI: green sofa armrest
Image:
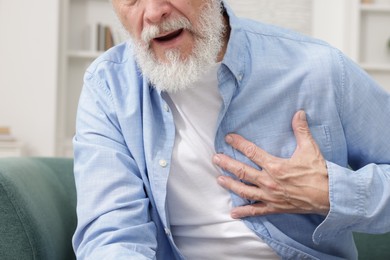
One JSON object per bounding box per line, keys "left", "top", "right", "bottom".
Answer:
{"left": 354, "top": 232, "right": 390, "bottom": 260}
{"left": 0, "top": 157, "right": 76, "bottom": 260}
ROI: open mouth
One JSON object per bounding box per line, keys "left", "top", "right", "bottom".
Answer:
{"left": 154, "top": 29, "right": 184, "bottom": 43}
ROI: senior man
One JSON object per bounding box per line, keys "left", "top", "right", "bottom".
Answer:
{"left": 72, "top": 0, "right": 390, "bottom": 259}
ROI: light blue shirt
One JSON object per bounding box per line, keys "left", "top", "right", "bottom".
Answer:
{"left": 73, "top": 2, "right": 390, "bottom": 259}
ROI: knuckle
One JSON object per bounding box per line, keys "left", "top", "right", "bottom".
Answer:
{"left": 238, "top": 188, "right": 249, "bottom": 200}
{"left": 297, "top": 125, "right": 310, "bottom": 134}
{"left": 252, "top": 173, "right": 261, "bottom": 184}
{"left": 249, "top": 206, "right": 257, "bottom": 216}
{"left": 236, "top": 165, "right": 247, "bottom": 180}
{"left": 244, "top": 143, "right": 258, "bottom": 160}
{"left": 264, "top": 181, "right": 279, "bottom": 192}
{"left": 263, "top": 181, "right": 285, "bottom": 199}
{"left": 266, "top": 161, "right": 281, "bottom": 174}
{"left": 253, "top": 193, "right": 263, "bottom": 202}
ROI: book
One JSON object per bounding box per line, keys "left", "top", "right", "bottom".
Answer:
{"left": 0, "top": 127, "right": 16, "bottom": 141}
{"left": 88, "top": 23, "right": 129, "bottom": 52}
{"left": 97, "top": 23, "right": 105, "bottom": 51}
{"left": 104, "top": 25, "right": 114, "bottom": 51}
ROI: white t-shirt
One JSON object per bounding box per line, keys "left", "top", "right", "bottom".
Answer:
{"left": 165, "top": 63, "right": 279, "bottom": 259}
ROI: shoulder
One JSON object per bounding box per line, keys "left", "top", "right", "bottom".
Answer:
{"left": 234, "top": 15, "right": 331, "bottom": 51}
{"left": 239, "top": 16, "right": 352, "bottom": 72}
{"left": 79, "top": 41, "right": 149, "bottom": 105}
{"left": 85, "top": 41, "right": 137, "bottom": 77}
{"left": 82, "top": 41, "right": 145, "bottom": 90}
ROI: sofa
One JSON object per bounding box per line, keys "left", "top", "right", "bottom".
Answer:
{"left": 0, "top": 157, "right": 389, "bottom": 259}
{"left": 0, "top": 157, "right": 76, "bottom": 260}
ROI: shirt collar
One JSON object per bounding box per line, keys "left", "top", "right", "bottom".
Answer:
{"left": 220, "top": 0, "right": 248, "bottom": 86}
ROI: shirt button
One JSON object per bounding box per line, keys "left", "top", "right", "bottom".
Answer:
{"left": 159, "top": 159, "right": 168, "bottom": 168}
{"left": 163, "top": 103, "right": 170, "bottom": 112}
{"left": 238, "top": 73, "right": 243, "bottom": 81}
{"left": 164, "top": 227, "right": 171, "bottom": 236}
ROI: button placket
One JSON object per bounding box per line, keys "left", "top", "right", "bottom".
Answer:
{"left": 159, "top": 159, "right": 168, "bottom": 168}
{"left": 163, "top": 103, "right": 170, "bottom": 112}
{"left": 164, "top": 227, "right": 171, "bottom": 236}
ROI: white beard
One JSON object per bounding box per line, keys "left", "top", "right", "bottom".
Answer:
{"left": 132, "top": 0, "right": 225, "bottom": 93}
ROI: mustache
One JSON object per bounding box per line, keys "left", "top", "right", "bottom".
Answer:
{"left": 141, "top": 16, "right": 192, "bottom": 44}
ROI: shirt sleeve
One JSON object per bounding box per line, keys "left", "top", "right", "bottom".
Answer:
{"left": 72, "top": 70, "right": 157, "bottom": 259}
{"left": 313, "top": 51, "right": 390, "bottom": 244}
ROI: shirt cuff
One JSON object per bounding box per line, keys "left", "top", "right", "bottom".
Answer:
{"left": 312, "top": 161, "right": 364, "bottom": 244}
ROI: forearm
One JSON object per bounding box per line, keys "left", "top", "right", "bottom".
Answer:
{"left": 73, "top": 139, "right": 158, "bottom": 259}
{"left": 73, "top": 80, "right": 158, "bottom": 259}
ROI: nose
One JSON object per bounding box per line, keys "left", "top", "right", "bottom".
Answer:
{"left": 144, "top": 0, "right": 172, "bottom": 25}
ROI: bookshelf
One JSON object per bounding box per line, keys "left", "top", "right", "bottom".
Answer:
{"left": 0, "top": 142, "right": 23, "bottom": 158}
{"left": 0, "top": 127, "right": 23, "bottom": 157}
{"left": 57, "top": 0, "right": 126, "bottom": 156}
{"left": 355, "top": 0, "right": 390, "bottom": 91}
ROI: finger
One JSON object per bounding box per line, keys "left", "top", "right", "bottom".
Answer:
{"left": 291, "top": 111, "right": 326, "bottom": 164}
{"left": 231, "top": 203, "right": 270, "bottom": 219}
{"left": 231, "top": 202, "right": 301, "bottom": 219}
{"left": 292, "top": 110, "right": 314, "bottom": 148}
{"left": 217, "top": 175, "right": 265, "bottom": 202}
{"left": 217, "top": 175, "right": 284, "bottom": 205}
{"left": 213, "top": 154, "right": 272, "bottom": 186}
{"left": 224, "top": 133, "right": 277, "bottom": 167}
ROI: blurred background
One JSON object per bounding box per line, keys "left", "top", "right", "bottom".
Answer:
{"left": 0, "top": 0, "right": 389, "bottom": 157}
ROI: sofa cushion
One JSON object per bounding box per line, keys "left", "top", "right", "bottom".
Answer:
{"left": 0, "top": 157, "right": 76, "bottom": 260}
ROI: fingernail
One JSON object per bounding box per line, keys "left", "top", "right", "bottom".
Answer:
{"left": 299, "top": 110, "right": 306, "bottom": 121}
{"left": 213, "top": 155, "right": 221, "bottom": 164}
{"left": 217, "top": 176, "right": 226, "bottom": 185}
{"left": 225, "top": 134, "right": 233, "bottom": 144}
{"left": 231, "top": 210, "right": 239, "bottom": 219}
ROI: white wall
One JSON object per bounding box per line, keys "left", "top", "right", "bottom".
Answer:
{"left": 227, "top": 0, "right": 313, "bottom": 35}
{"left": 312, "top": 0, "right": 356, "bottom": 59}
{"left": 0, "top": 0, "right": 60, "bottom": 156}
{"left": 227, "top": 0, "right": 354, "bottom": 58}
